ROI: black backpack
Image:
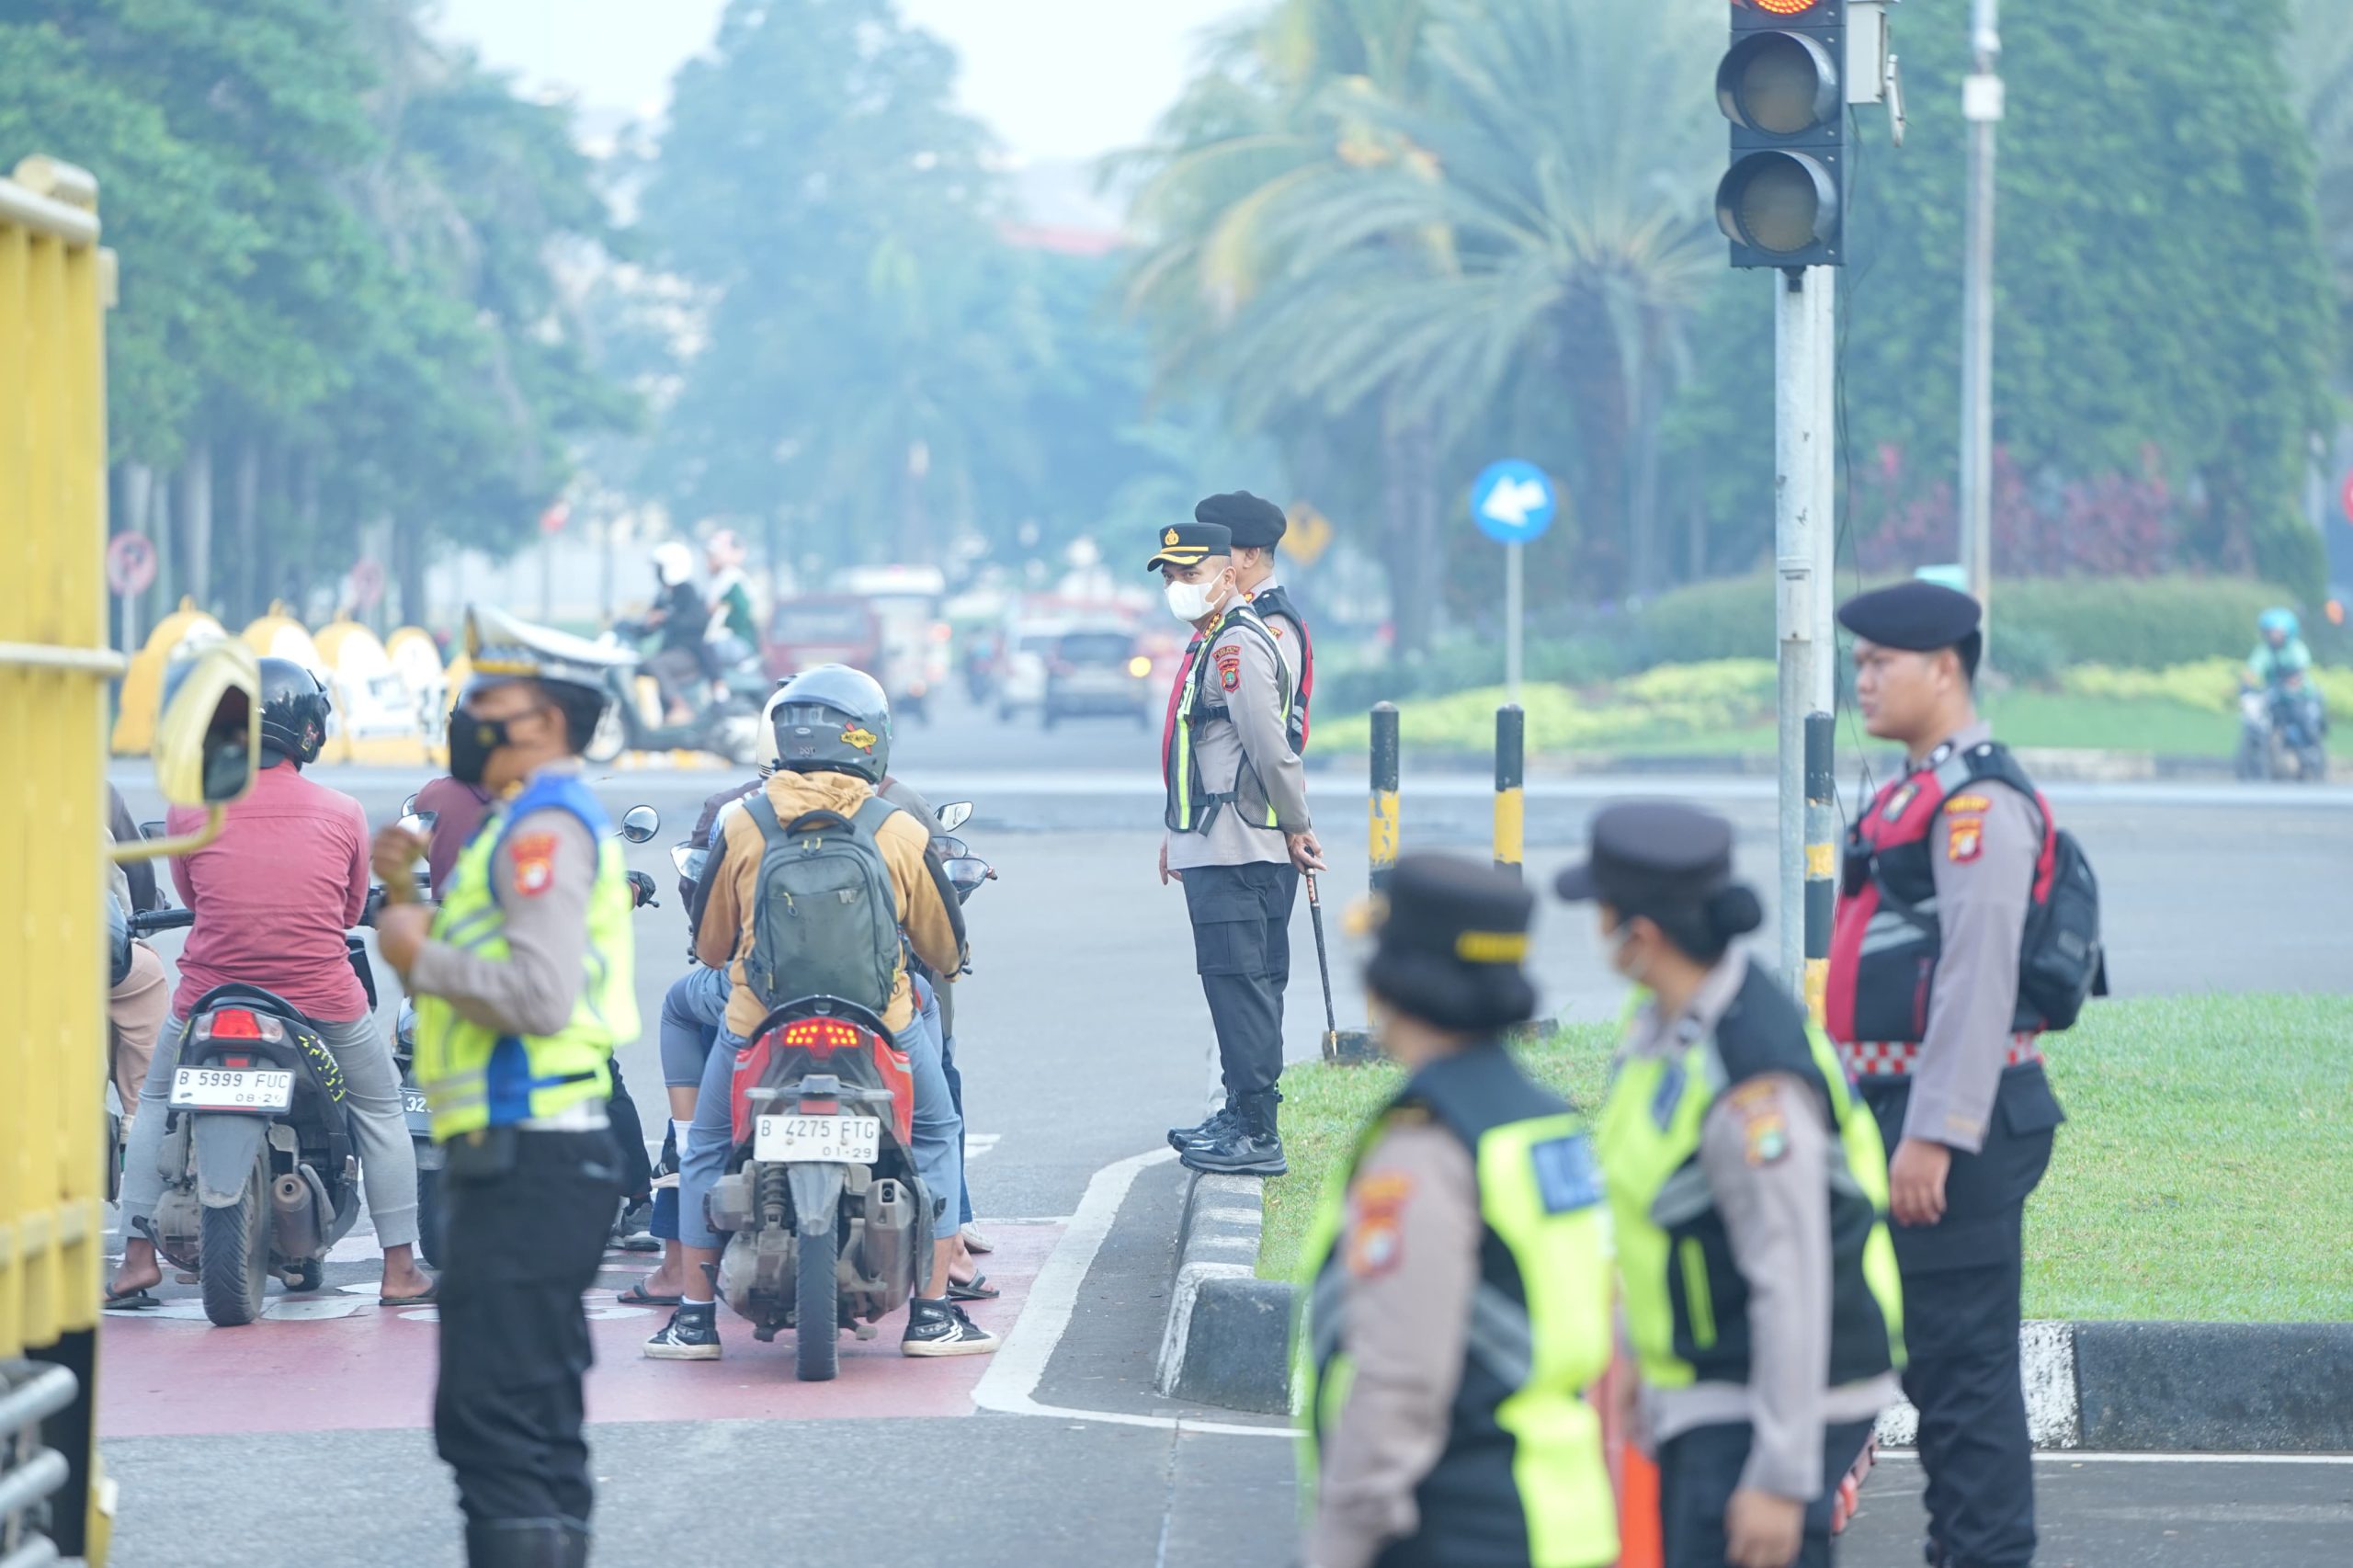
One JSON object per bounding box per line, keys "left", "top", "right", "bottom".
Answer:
{"left": 2018, "top": 807, "right": 2107, "bottom": 1031}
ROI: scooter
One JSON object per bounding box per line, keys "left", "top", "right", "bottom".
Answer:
{"left": 585, "top": 621, "right": 765, "bottom": 767}
{"left": 705, "top": 805, "right": 991, "bottom": 1381}
{"left": 2236, "top": 675, "right": 2329, "bottom": 782}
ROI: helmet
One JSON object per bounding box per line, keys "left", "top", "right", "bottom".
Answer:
{"left": 2259, "top": 607, "right": 2300, "bottom": 640}
{"left": 769, "top": 664, "right": 891, "bottom": 785}
{"left": 256, "top": 656, "right": 332, "bottom": 766}
{"left": 706, "top": 528, "right": 746, "bottom": 569}
{"left": 653, "top": 542, "right": 694, "bottom": 586}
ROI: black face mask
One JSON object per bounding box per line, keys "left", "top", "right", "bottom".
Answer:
{"left": 448, "top": 714, "right": 513, "bottom": 786}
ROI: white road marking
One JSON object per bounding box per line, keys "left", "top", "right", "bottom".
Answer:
{"left": 964, "top": 1132, "right": 1000, "bottom": 1160}
{"left": 969, "top": 1146, "right": 1290, "bottom": 1439}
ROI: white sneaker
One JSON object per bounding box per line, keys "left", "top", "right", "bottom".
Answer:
{"left": 960, "top": 1223, "right": 993, "bottom": 1255}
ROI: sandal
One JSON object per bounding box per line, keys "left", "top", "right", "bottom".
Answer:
{"left": 105, "top": 1287, "right": 159, "bottom": 1311}
{"left": 618, "top": 1283, "right": 682, "bottom": 1307}
{"left": 947, "top": 1273, "right": 998, "bottom": 1301}
{"left": 380, "top": 1283, "right": 438, "bottom": 1307}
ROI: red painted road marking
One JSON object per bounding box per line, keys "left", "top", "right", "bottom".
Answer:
{"left": 99, "top": 1223, "right": 1058, "bottom": 1438}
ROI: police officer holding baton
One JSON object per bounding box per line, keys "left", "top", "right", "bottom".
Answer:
{"left": 372, "top": 606, "right": 642, "bottom": 1568}
{"left": 1826, "top": 582, "right": 2069, "bottom": 1568}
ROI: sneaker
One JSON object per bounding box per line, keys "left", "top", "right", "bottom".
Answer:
{"left": 613, "top": 1198, "right": 659, "bottom": 1254}
{"left": 642, "top": 1302, "right": 722, "bottom": 1360}
{"left": 959, "top": 1223, "right": 992, "bottom": 1255}
{"left": 1180, "top": 1124, "right": 1288, "bottom": 1177}
{"left": 1168, "top": 1106, "right": 1236, "bottom": 1151}
{"left": 902, "top": 1298, "right": 1000, "bottom": 1358}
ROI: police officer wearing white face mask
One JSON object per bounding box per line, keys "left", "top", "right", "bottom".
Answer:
{"left": 1152, "top": 520, "right": 1324, "bottom": 1176}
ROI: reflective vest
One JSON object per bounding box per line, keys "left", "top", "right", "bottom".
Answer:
{"left": 1298, "top": 1042, "right": 1618, "bottom": 1568}
{"left": 411, "top": 769, "right": 639, "bottom": 1141}
{"left": 1164, "top": 602, "right": 1299, "bottom": 835}
{"left": 1596, "top": 962, "right": 1904, "bottom": 1392}
{"left": 1827, "top": 737, "right": 2055, "bottom": 1044}
{"left": 1245, "top": 581, "right": 1314, "bottom": 746}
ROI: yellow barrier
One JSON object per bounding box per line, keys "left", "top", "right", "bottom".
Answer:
{"left": 242, "top": 603, "right": 326, "bottom": 674}
{"left": 314, "top": 619, "right": 428, "bottom": 766}
{"left": 1, "top": 152, "right": 117, "bottom": 1564}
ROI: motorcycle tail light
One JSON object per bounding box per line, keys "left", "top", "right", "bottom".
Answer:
{"left": 206, "top": 1008, "right": 281, "bottom": 1041}
{"left": 780, "top": 1017, "right": 864, "bottom": 1057}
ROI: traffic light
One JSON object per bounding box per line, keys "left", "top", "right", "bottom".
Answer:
{"left": 1716, "top": 0, "right": 1846, "bottom": 268}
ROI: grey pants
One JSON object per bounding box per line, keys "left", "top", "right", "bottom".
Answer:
{"left": 120, "top": 1012, "right": 422, "bottom": 1249}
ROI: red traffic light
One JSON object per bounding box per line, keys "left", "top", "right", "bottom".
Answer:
{"left": 1742, "top": 0, "right": 1826, "bottom": 14}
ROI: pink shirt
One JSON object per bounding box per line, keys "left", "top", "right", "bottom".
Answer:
{"left": 166, "top": 763, "right": 371, "bottom": 1023}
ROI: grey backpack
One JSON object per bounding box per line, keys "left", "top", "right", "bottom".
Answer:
{"left": 741, "top": 794, "right": 902, "bottom": 1017}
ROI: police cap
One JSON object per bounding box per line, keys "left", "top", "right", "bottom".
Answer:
{"left": 1363, "top": 853, "right": 1539, "bottom": 1033}
{"left": 1195, "top": 492, "right": 1287, "bottom": 551}
{"left": 1836, "top": 580, "right": 1983, "bottom": 653}
{"left": 464, "top": 604, "right": 628, "bottom": 694}
{"left": 1146, "top": 521, "right": 1233, "bottom": 574}
{"left": 1554, "top": 801, "right": 1739, "bottom": 917}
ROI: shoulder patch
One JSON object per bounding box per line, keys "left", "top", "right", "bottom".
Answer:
{"left": 1727, "top": 1080, "right": 1790, "bottom": 1165}
{"left": 509, "top": 832, "right": 559, "bottom": 898}
{"left": 1529, "top": 1134, "right": 1602, "bottom": 1214}
{"left": 1347, "top": 1169, "right": 1415, "bottom": 1278}
{"left": 1946, "top": 814, "right": 1984, "bottom": 863}
{"left": 1943, "top": 793, "right": 1993, "bottom": 813}
{"left": 1214, "top": 643, "right": 1242, "bottom": 691}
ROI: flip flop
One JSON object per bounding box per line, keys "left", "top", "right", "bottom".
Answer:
{"left": 618, "top": 1284, "right": 682, "bottom": 1307}
{"left": 947, "top": 1273, "right": 998, "bottom": 1301}
{"left": 105, "top": 1288, "right": 159, "bottom": 1311}
{"left": 380, "top": 1283, "right": 438, "bottom": 1307}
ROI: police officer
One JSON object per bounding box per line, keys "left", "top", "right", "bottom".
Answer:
{"left": 1300, "top": 853, "right": 1617, "bottom": 1568}
{"left": 372, "top": 606, "right": 641, "bottom": 1568}
{"left": 1562, "top": 803, "right": 1903, "bottom": 1568}
{"left": 1152, "top": 519, "right": 1323, "bottom": 1176}
{"left": 1198, "top": 490, "right": 1315, "bottom": 737}
{"left": 1826, "top": 582, "right": 2066, "bottom": 1568}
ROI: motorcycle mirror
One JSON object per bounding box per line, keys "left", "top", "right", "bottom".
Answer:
{"left": 935, "top": 835, "right": 970, "bottom": 861}
{"left": 401, "top": 792, "right": 419, "bottom": 817}
{"left": 941, "top": 855, "right": 992, "bottom": 901}
{"left": 620, "top": 804, "right": 661, "bottom": 844}
{"left": 139, "top": 820, "right": 166, "bottom": 841}
{"left": 936, "top": 801, "right": 973, "bottom": 833}
{"left": 397, "top": 812, "right": 436, "bottom": 839}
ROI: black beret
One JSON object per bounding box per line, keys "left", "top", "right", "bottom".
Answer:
{"left": 1836, "top": 581, "right": 1983, "bottom": 653}
{"left": 1554, "top": 801, "right": 1736, "bottom": 915}
{"left": 1364, "top": 854, "right": 1539, "bottom": 1032}
{"left": 1195, "top": 491, "right": 1287, "bottom": 550}
{"left": 1145, "top": 521, "right": 1233, "bottom": 574}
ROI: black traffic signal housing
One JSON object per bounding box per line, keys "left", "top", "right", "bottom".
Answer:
{"left": 1717, "top": 0, "right": 1846, "bottom": 269}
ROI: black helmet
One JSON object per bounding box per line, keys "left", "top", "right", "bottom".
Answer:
{"left": 256, "top": 656, "right": 331, "bottom": 766}
{"left": 771, "top": 665, "right": 891, "bottom": 785}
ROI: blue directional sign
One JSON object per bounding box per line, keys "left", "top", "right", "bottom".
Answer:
{"left": 1471, "top": 460, "right": 1558, "bottom": 544}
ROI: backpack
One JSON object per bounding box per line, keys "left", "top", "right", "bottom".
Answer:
{"left": 2019, "top": 818, "right": 2107, "bottom": 1031}
{"left": 740, "top": 793, "right": 902, "bottom": 1017}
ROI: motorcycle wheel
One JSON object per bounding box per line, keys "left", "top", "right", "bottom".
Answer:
{"left": 794, "top": 1222, "right": 840, "bottom": 1382}
{"left": 199, "top": 1152, "right": 272, "bottom": 1326}
{"left": 2235, "top": 732, "right": 2268, "bottom": 781}
{"left": 584, "top": 699, "right": 628, "bottom": 764}
{"left": 416, "top": 1165, "right": 445, "bottom": 1270}
{"left": 2300, "top": 744, "right": 2329, "bottom": 782}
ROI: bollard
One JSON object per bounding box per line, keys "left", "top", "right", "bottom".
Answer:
{"left": 1493, "top": 703, "right": 1525, "bottom": 878}
{"left": 1369, "top": 701, "right": 1400, "bottom": 894}
{"left": 1803, "top": 710, "right": 1836, "bottom": 1026}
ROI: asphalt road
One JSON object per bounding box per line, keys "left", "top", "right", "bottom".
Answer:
{"left": 96, "top": 699, "right": 2353, "bottom": 1566}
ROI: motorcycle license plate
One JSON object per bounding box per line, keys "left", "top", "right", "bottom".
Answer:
{"left": 754, "top": 1114, "right": 880, "bottom": 1164}
{"left": 170, "top": 1068, "right": 293, "bottom": 1111}
{"left": 402, "top": 1090, "right": 430, "bottom": 1117}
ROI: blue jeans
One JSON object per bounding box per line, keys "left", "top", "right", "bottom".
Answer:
{"left": 676, "top": 1006, "right": 962, "bottom": 1256}
{"left": 651, "top": 964, "right": 733, "bottom": 1243}
{"left": 912, "top": 974, "right": 973, "bottom": 1228}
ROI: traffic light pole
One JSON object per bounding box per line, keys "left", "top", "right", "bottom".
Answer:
{"left": 1776, "top": 265, "right": 1838, "bottom": 998}
{"left": 1960, "top": 0, "right": 2002, "bottom": 635}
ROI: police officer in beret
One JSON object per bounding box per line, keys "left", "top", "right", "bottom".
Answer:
{"left": 1299, "top": 853, "right": 1617, "bottom": 1568}
{"left": 1153, "top": 519, "right": 1322, "bottom": 1176}
{"left": 1563, "top": 803, "right": 1902, "bottom": 1568}
{"left": 1196, "top": 490, "right": 1316, "bottom": 739}
{"left": 1826, "top": 582, "right": 2067, "bottom": 1568}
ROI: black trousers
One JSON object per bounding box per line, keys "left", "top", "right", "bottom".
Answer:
{"left": 1181, "top": 861, "right": 1299, "bottom": 1101}
{"left": 1658, "top": 1417, "right": 1880, "bottom": 1568}
{"left": 1861, "top": 1066, "right": 2063, "bottom": 1568}
{"left": 434, "top": 1128, "right": 623, "bottom": 1529}
{"left": 605, "top": 1057, "right": 653, "bottom": 1204}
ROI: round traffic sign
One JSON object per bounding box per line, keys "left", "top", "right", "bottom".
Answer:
{"left": 106, "top": 531, "right": 157, "bottom": 597}
{"left": 2340, "top": 471, "right": 2353, "bottom": 526}
{"left": 349, "top": 558, "right": 386, "bottom": 610}
{"left": 1471, "top": 460, "right": 1559, "bottom": 545}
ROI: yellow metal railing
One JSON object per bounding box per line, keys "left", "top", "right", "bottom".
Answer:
{"left": 2, "top": 151, "right": 119, "bottom": 1566}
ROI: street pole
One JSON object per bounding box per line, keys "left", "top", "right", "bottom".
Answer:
{"left": 1776, "top": 265, "right": 1837, "bottom": 996}
{"left": 1505, "top": 540, "right": 1524, "bottom": 707}
{"left": 1960, "top": 0, "right": 2002, "bottom": 636}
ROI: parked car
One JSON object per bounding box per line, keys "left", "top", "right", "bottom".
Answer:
{"left": 1044, "top": 628, "right": 1154, "bottom": 729}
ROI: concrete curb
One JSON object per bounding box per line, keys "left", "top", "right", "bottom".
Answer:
{"left": 1154, "top": 1185, "right": 2353, "bottom": 1450}
{"left": 1307, "top": 748, "right": 2338, "bottom": 785}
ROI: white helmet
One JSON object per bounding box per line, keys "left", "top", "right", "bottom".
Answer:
{"left": 653, "top": 541, "right": 694, "bottom": 586}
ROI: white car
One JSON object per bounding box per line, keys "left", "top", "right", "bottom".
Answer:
{"left": 996, "top": 623, "right": 1063, "bottom": 720}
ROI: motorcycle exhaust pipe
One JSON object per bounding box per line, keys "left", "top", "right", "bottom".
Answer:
{"left": 271, "top": 1172, "right": 325, "bottom": 1259}
{"left": 858, "top": 1179, "right": 918, "bottom": 1294}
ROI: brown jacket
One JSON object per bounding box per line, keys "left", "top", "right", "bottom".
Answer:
{"left": 694, "top": 770, "right": 963, "bottom": 1038}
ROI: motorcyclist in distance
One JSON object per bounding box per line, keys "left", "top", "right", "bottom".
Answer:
{"left": 2246, "top": 607, "right": 2313, "bottom": 690}
{"left": 642, "top": 542, "right": 710, "bottom": 724}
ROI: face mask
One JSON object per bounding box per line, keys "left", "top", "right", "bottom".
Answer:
{"left": 1165, "top": 573, "right": 1231, "bottom": 624}
{"left": 448, "top": 713, "right": 513, "bottom": 787}
{"left": 1608, "top": 923, "right": 1650, "bottom": 987}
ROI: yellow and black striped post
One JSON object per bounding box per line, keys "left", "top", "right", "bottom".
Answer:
{"left": 1370, "top": 701, "right": 1400, "bottom": 893}
{"left": 1493, "top": 703, "right": 1525, "bottom": 878}
{"left": 1803, "top": 710, "right": 1836, "bottom": 1026}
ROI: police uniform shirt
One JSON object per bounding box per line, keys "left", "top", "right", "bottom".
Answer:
{"left": 1309, "top": 1112, "right": 1483, "bottom": 1568}
{"left": 1620, "top": 948, "right": 1902, "bottom": 1502}
{"left": 1903, "top": 722, "right": 2040, "bottom": 1152}
{"left": 1164, "top": 608, "right": 1312, "bottom": 873}
{"left": 406, "top": 761, "right": 607, "bottom": 1124}
{"left": 1246, "top": 572, "right": 1302, "bottom": 684}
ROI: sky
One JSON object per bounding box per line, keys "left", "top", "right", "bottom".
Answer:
{"left": 428, "top": 0, "right": 1253, "bottom": 162}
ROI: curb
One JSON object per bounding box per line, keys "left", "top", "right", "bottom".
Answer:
{"left": 1155, "top": 1184, "right": 2353, "bottom": 1451}
{"left": 1154, "top": 1171, "right": 1292, "bottom": 1415}
{"left": 1306, "top": 748, "right": 2337, "bottom": 785}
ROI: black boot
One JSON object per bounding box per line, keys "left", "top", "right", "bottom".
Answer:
{"left": 1167, "top": 1100, "right": 1236, "bottom": 1151}
{"left": 560, "top": 1518, "right": 590, "bottom": 1568}
{"left": 465, "top": 1518, "right": 571, "bottom": 1568}
{"left": 1180, "top": 1091, "right": 1286, "bottom": 1176}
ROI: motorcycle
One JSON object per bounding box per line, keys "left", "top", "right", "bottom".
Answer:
{"left": 584, "top": 619, "right": 765, "bottom": 767}
{"left": 2235, "top": 675, "right": 2329, "bottom": 782}
{"left": 704, "top": 801, "right": 990, "bottom": 1381}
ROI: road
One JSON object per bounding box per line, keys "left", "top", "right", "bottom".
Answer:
{"left": 97, "top": 700, "right": 2353, "bottom": 1566}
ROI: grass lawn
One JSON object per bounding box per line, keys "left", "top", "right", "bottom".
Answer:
{"left": 1256, "top": 993, "right": 2353, "bottom": 1323}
